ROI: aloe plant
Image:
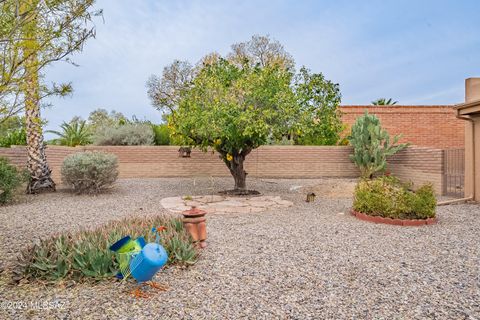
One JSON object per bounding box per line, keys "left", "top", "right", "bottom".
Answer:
{"left": 12, "top": 215, "right": 197, "bottom": 283}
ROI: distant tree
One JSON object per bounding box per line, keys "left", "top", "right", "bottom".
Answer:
{"left": 293, "top": 67, "right": 343, "bottom": 145}
{"left": 0, "top": 115, "right": 24, "bottom": 136}
{"left": 372, "top": 98, "right": 398, "bottom": 105}
{"left": 227, "top": 34, "right": 294, "bottom": 70}
{"left": 146, "top": 60, "right": 195, "bottom": 119}
{"left": 87, "top": 108, "right": 128, "bottom": 133}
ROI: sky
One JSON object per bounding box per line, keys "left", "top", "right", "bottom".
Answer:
{"left": 43, "top": 0, "right": 480, "bottom": 133}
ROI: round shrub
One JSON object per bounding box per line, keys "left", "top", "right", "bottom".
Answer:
{"left": 61, "top": 151, "right": 119, "bottom": 194}
{"left": 0, "top": 157, "right": 26, "bottom": 204}
{"left": 93, "top": 123, "right": 154, "bottom": 146}
{"left": 353, "top": 176, "right": 436, "bottom": 219}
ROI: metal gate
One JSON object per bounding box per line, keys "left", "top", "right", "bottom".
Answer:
{"left": 443, "top": 149, "right": 465, "bottom": 197}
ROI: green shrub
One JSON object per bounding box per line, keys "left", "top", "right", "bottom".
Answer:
{"left": 353, "top": 176, "right": 436, "bottom": 219}
{"left": 12, "top": 215, "right": 197, "bottom": 283}
{"left": 409, "top": 184, "right": 437, "bottom": 219}
{"left": 0, "top": 157, "right": 26, "bottom": 204}
{"left": 152, "top": 124, "right": 171, "bottom": 145}
{"left": 349, "top": 111, "right": 408, "bottom": 178}
{"left": 0, "top": 128, "right": 27, "bottom": 147}
{"left": 93, "top": 123, "right": 154, "bottom": 146}
{"left": 61, "top": 151, "right": 119, "bottom": 194}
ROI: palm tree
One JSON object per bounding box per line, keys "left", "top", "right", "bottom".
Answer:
{"left": 47, "top": 120, "right": 92, "bottom": 147}
{"left": 20, "top": 0, "right": 56, "bottom": 193}
{"left": 15, "top": 0, "right": 99, "bottom": 193}
{"left": 372, "top": 98, "right": 398, "bottom": 105}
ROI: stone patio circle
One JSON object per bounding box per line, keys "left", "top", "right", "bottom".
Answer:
{"left": 160, "top": 195, "right": 294, "bottom": 214}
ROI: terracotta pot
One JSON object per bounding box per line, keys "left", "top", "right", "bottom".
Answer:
{"left": 182, "top": 207, "right": 207, "bottom": 248}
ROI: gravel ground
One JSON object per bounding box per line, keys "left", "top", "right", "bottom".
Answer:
{"left": 0, "top": 177, "right": 479, "bottom": 319}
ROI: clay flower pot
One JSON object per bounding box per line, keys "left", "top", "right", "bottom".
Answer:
{"left": 182, "top": 206, "right": 207, "bottom": 248}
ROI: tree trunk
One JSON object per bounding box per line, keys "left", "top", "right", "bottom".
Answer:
{"left": 230, "top": 154, "right": 247, "bottom": 191}
{"left": 21, "top": 0, "right": 56, "bottom": 194}
{"left": 221, "top": 149, "right": 252, "bottom": 193}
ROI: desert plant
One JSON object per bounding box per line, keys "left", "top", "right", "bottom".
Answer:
{"left": 61, "top": 151, "right": 119, "bottom": 194}
{"left": 12, "top": 215, "right": 197, "bottom": 283}
{"left": 353, "top": 176, "right": 436, "bottom": 219}
{"left": 47, "top": 120, "right": 92, "bottom": 147}
{"left": 349, "top": 111, "right": 408, "bottom": 178}
{"left": 93, "top": 123, "right": 154, "bottom": 146}
{"left": 0, "top": 157, "right": 27, "bottom": 204}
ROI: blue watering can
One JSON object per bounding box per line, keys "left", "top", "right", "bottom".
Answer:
{"left": 129, "top": 242, "right": 168, "bottom": 282}
{"left": 110, "top": 227, "right": 169, "bottom": 282}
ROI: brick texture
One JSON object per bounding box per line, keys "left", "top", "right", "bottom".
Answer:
{"left": 340, "top": 105, "right": 464, "bottom": 148}
{"left": 0, "top": 145, "right": 445, "bottom": 194}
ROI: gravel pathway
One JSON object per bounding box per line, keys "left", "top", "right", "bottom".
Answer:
{"left": 0, "top": 178, "right": 479, "bottom": 319}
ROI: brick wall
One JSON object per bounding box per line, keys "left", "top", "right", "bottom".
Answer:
{"left": 0, "top": 145, "right": 445, "bottom": 194}
{"left": 388, "top": 147, "right": 444, "bottom": 193}
{"left": 340, "top": 105, "right": 464, "bottom": 148}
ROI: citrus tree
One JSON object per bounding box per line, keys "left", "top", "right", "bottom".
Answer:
{"left": 148, "top": 35, "right": 344, "bottom": 193}
{"left": 170, "top": 59, "right": 296, "bottom": 194}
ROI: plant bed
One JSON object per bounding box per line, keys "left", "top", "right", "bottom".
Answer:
{"left": 352, "top": 176, "right": 436, "bottom": 226}
{"left": 351, "top": 209, "right": 437, "bottom": 226}
{"left": 10, "top": 215, "right": 197, "bottom": 284}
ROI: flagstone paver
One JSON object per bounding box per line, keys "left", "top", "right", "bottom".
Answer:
{"left": 160, "top": 195, "right": 294, "bottom": 214}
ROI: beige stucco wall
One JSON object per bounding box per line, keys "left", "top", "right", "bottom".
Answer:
{"left": 463, "top": 78, "right": 480, "bottom": 200}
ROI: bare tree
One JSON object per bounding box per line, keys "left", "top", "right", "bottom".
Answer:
{"left": 228, "top": 34, "right": 295, "bottom": 70}
{"left": 146, "top": 60, "right": 195, "bottom": 117}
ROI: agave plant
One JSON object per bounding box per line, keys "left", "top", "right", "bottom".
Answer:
{"left": 371, "top": 98, "right": 398, "bottom": 106}
{"left": 47, "top": 120, "right": 92, "bottom": 147}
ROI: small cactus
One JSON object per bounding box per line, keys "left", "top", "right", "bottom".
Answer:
{"left": 349, "top": 111, "right": 408, "bottom": 179}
